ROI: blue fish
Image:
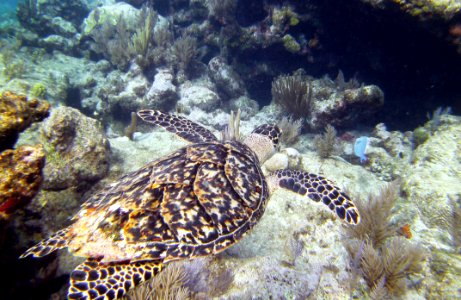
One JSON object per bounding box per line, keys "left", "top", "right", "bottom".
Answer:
{"left": 354, "top": 136, "right": 369, "bottom": 163}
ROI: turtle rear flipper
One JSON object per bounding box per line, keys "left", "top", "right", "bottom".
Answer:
{"left": 68, "top": 259, "right": 163, "bottom": 300}
{"left": 137, "top": 110, "right": 217, "bottom": 143}
{"left": 268, "top": 169, "right": 360, "bottom": 225}
{"left": 20, "top": 228, "right": 70, "bottom": 258}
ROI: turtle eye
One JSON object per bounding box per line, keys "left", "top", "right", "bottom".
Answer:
{"left": 251, "top": 124, "right": 282, "bottom": 147}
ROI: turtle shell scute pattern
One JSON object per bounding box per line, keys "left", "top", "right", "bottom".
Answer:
{"left": 69, "top": 141, "right": 269, "bottom": 262}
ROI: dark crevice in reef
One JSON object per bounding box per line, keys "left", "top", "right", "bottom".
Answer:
{"left": 236, "top": 0, "right": 461, "bottom": 131}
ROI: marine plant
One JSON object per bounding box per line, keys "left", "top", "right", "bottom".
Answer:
{"left": 206, "top": 0, "right": 237, "bottom": 23}
{"left": 427, "top": 106, "right": 451, "bottom": 133}
{"left": 314, "top": 124, "right": 337, "bottom": 159}
{"left": 171, "top": 35, "right": 198, "bottom": 73}
{"left": 124, "top": 263, "right": 190, "bottom": 300}
{"left": 413, "top": 126, "right": 430, "bottom": 146}
{"left": 282, "top": 34, "right": 301, "bottom": 53}
{"left": 124, "top": 112, "right": 137, "bottom": 141}
{"left": 2, "top": 60, "right": 25, "bottom": 81}
{"left": 1, "top": 47, "right": 25, "bottom": 81}
{"left": 30, "top": 83, "right": 46, "bottom": 98}
{"left": 277, "top": 116, "right": 303, "bottom": 146}
{"left": 90, "top": 14, "right": 132, "bottom": 70}
{"left": 128, "top": 5, "right": 157, "bottom": 68}
{"left": 343, "top": 182, "right": 427, "bottom": 297}
{"left": 271, "top": 74, "right": 313, "bottom": 119}
{"left": 16, "top": 0, "right": 40, "bottom": 30}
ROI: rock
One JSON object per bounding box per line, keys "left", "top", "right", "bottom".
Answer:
{"left": 208, "top": 56, "right": 246, "bottom": 100}
{"left": 49, "top": 17, "right": 77, "bottom": 37}
{"left": 308, "top": 81, "right": 384, "bottom": 131}
{"left": 0, "top": 145, "right": 45, "bottom": 219}
{"left": 263, "top": 152, "right": 289, "bottom": 172}
{"left": 102, "top": 67, "right": 150, "bottom": 114}
{"left": 81, "top": 3, "right": 140, "bottom": 36}
{"left": 40, "top": 107, "right": 110, "bottom": 190}
{"left": 39, "top": 34, "right": 73, "bottom": 52}
{"left": 145, "top": 69, "right": 178, "bottom": 111}
{"left": 178, "top": 83, "right": 219, "bottom": 113}
{"left": 0, "top": 91, "right": 50, "bottom": 151}
{"left": 282, "top": 147, "right": 302, "bottom": 170}
{"left": 361, "top": 0, "right": 461, "bottom": 21}
{"left": 17, "top": 0, "right": 89, "bottom": 37}
{"left": 402, "top": 115, "right": 461, "bottom": 237}
{"left": 228, "top": 96, "right": 259, "bottom": 120}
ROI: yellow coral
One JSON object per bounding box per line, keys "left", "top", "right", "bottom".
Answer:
{"left": 0, "top": 91, "right": 50, "bottom": 149}
{"left": 0, "top": 144, "right": 45, "bottom": 219}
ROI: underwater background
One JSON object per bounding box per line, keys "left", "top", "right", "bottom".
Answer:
{"left": 0, "top": 0, "right": 460, "bottom": 299}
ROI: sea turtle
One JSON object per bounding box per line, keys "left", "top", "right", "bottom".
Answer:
{"left": 21, "top": 110, "right": 360, "bottom": 299}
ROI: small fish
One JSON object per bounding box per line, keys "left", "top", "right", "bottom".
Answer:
{"left": 397, "top": 223, "right": 412, "bottom": 239}
{"left": 354, "top": 136, "right": 369, "bottom": 163}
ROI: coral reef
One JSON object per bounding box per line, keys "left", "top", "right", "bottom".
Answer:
{"left": 0, "top": 144, "right": 45, "bottom": 219}
{"left": 30, "top": 83, "right": 46, "bottom": 98}
{"left": 314, "top": 124, "right": 338, "bottom": 159}
{"left": 172, "top": 35, "right": 198, "bottom": 74}
{"left": 271, "top": 74, "right": 313, "bottom": 119}
{"left": 208, "top": 56, "right": 246, "bottom": 100}
{"left": 178, "top": 84, "right": 220, "bottom": 113}
{"left": 277, "top": 116, "right": 303, "bottom": 146}
{"left": 272, "top": 72, "right": 383, "bottom": 131}
{"left": 402, "top": 114, "right": 461, "bottom": 242}
{"left": 343, "top": 182, "right": 427, "bottom": 297}
{"left": 39, "top": 106, "right": 110, "bottom": 190}
{"left": 145, "top": 68, "right": 178, "bottom": 111}
{"left": 0, "top": 91, "right": 50, "bottom": 151}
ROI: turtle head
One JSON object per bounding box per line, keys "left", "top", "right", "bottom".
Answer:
{"left": 243, "top": 124, "right": 282, "bottom": 163}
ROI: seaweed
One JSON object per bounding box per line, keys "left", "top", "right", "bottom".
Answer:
{"left": 128, "top": 5, "right": 157, "bottom": 68}
{"left": 90, "top": 15, "right": 132, "bottom": 70}
{"left": 206, "top": 0, "right": 237, "bottom": 24}
{"left": 314, "top": 124, "right": 337, "bottom": 159}
{"left": 426, "top": 106, "right": 451, "bottom": 133}
{"left": 344, "top": 182, "right": 398, "bottom": 248}
{"left": 271, "top": 74, "right": 313, "bottom": 119}
{"left": 342, "top": 182, "right": 427, "bottom": 298}
{"left": 124, "top": 112, "right": 137, "bottom": 141}
{"left": 171, "top": 35, "right": 198, "bottom": 74}
{"left": 277, "top": 116, "right": 303, "bottom": 146}
{"left": 124, "top": 263, "right": 190, "bottom": 300}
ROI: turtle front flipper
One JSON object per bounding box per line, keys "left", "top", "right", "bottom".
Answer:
{"left": 68, "top": 259, "right": 163, "bottom": 300}
{"left": 268, "top": 169, "right": 360, "bottom": 225}
{"left": 137, "top": 110, "right": 218, "bottom": 143}
{"left": 20, "top": 228, "right": 71, "bottom": 258}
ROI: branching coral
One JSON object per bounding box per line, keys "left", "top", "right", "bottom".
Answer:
{"left": 277, "top": 116, "right": 303, "bottom": 146}
{"left": 342, "top": 182, "right": 427, "bottom": 297}
{"left": 271, "top": 74, "right": 313, "bottom": 119}
{"left": 124, "top": 112, "right": 137, "bottom": 141}
{"left": 314, "top": 124, "right": 337, "bottom": 159}
{"left": 90, "top": 15, "right": 132, "bottom": 70}
{"left": 124, "top": 263, "right": 190, "bottom": 300}
{"left": 206, "top": 0, "right": 237, "bottom": 23}
{"left": 344, "top": 182, "right": 398, "bottom": 248}
{"left": 128, "top": 5, "right": 157, "bottom": 68}
{"left": 171, "top": 35, "right": 198, "bottom": 73}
